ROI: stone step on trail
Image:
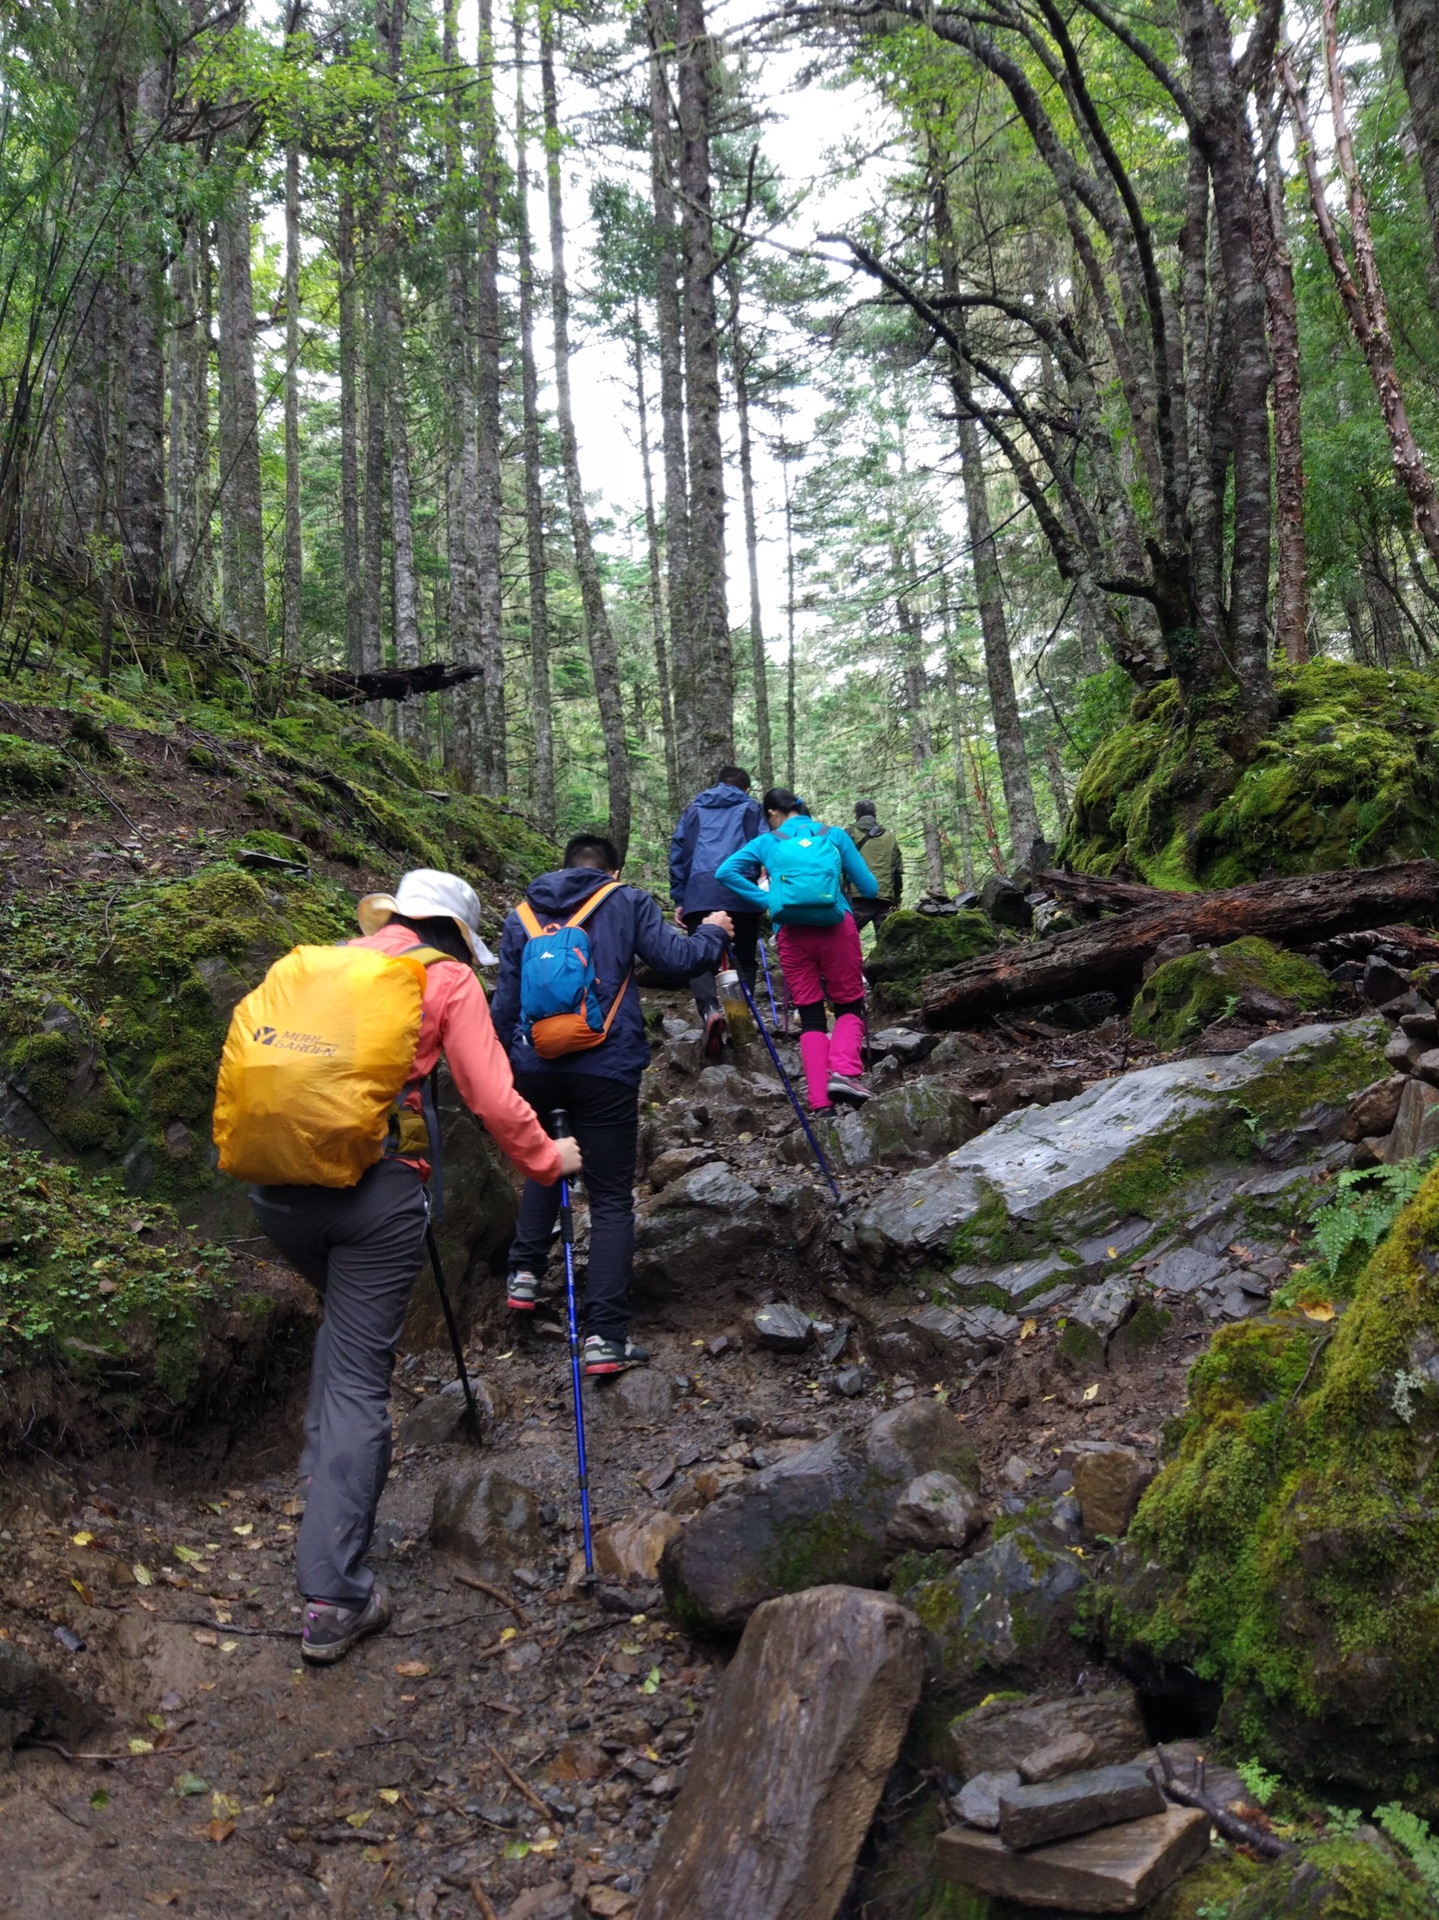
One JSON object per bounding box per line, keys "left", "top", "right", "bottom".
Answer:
{"left": 937, "top": 1806, "right": 1210, "bottom": 1912}
{"left": 996, "top": 1760, "right": 1166, "bottom": 1850}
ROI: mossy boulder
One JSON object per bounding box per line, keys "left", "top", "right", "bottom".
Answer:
{"left": 0, "top": 1145, "right": 315, "bottom": 1450}
{"left": 1132, "top": 938, "right": 1334, "bottom": 1049}
{"left": 0, "top": 730, "right": 69, "bottom": 795}
{"left": 1100, "top": 1155, "right": 1439, "bottom": 1804}
{"left": 1062, "top": 661, "right": 1439, "bottom": 887}
{"left": 866, "top": 909, "right": 999, "bottom": 1010}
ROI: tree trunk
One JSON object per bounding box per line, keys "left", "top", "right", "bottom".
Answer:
{"left": 896, "top": 580, "right": 945, "bottom": 892}
{"left": 675, "top": 0, "right": 732, "bottom": 787}
{"left": 647, "top": 0, "right": 692, "bottom": 786}
{"left": 1254, "top": 88, "right": 1307, "bottom": 664}
{"left": 439, "top": 0, "right": 481, "bottom": 775}
{"left": 118, "top": 57, "right": 167, "bottom": 615}
{"left": 283, "top": 139, "right": 303, "bottom": 660}
{"left": 923, "top": 861, "right": 1439, "bottom": 1024}
{"left": 1393, "top": 0, "right": 1439, "bottom": 288}
{"left": 514, "top": 11, "right": 555, "bottom": 832}
{"left": 540, "top": 11, "right": 631, "bottom": 856}
{"left": 215, "top": 194, "right": 267, "bottom": 651}
{"left": 1282, "top": 23, "right": 1439, "bottom": 569}
{"left": 633, "top": 306, "right": 679, "bottom": 817}
{"left": 951, "top": 347, "right": 1040, "bottom": 866}
{"left": 168, "top": 219, "right": 211, "bottom": 613}
{"left": 471, "top": 0, "right": 506, "bottom": 793}
{"left": 944, "top": 644, "right": 977, "bottom": 892}
{"left": 1044, "top": 733, "right": 1069, "bottom": 830}
{"left": 376, "top": 0, "right": 421, "bottom": 740}
{"left": 783, "top": 448, "right": 797, "bottom": 790}
{"left": 360, "top": 285, "right": 386, "bottom": 678}
{"left": 338, "top": 187, "right": 364, "bottom": 673}
{"left": 728, "top": 272, "right": 773, "bottom": 788}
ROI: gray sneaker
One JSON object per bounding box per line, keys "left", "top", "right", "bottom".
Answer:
{"left": 828, "top": 1073, "right": 871, "bottom": 1107}
{"left": 301, "top": 1586, "right": 392, "bottom": 1666}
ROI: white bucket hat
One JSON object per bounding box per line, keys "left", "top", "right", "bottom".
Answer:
{"left": 356, "top": 869, "right": 497, "bottom": 965}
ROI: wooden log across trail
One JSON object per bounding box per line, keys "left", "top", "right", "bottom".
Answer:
{"left": 921, "top": 860, "right": 1439, "bottom": 1026}
{"left": 1032, "top": 869, "right": 1187, "bottom": 913}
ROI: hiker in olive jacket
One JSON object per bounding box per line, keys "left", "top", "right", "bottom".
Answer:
{"left": 845, "top": 800, "right": 902, "bottom": 933}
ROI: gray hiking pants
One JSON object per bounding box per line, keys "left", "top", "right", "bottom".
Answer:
{"left": 251, "top": 1159, "right": 427, "bottom": 1606}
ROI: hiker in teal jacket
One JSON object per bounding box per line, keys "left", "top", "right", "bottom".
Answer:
{"left": 716, "top": 787, "right": 878, "bottom": 1111}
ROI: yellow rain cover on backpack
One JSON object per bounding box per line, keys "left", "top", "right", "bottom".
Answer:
{"left": 213, "top": 944, "right": 434, "bottom": 1188}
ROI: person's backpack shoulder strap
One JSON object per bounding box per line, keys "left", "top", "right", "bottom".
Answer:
{"left": 515, "top": 899, "right": 547, "bottom": 939}
{"left": 563, "top": 879, "right": 625, "bottom": 930}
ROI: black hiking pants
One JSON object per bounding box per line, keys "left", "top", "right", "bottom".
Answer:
{"left": 508, "top": 1069, "right": 639, "bottom": 1343}
{"left": 250, "top": 1158, "right": 427, "bottom": 1607}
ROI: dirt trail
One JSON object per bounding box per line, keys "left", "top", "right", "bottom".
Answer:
{"left": 0, "top": 986, "right": 1333, "bottom": 1918}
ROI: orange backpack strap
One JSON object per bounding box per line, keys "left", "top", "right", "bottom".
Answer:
{"left": 515, "top": 900, "right": 546, "bottom": 939}
{"left": 598, "top": 968, "right": 633, "bottom": 1036}
{"left": 563, "top": 880, "right": 625, "bottom": 931}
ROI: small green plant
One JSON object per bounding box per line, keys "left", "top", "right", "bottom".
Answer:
{"left": 1310, "top": 1160, "right": 1432, "bottom": 1279}
{"left": 1375, "top": 1803, "right": 1439, "bottom": 1901}
{"left": 1196, "top": 1903, "right": 1232, "bottom": 1920}
{"left": 1237, "top": 1759, "right": 1282, "bottom": 1806}
{"left": 1323, "top": 1803, "right": 1362, "bottom": 1837}
{"left": 1220, "top": 994, "right": 1240, "bottom": 1021}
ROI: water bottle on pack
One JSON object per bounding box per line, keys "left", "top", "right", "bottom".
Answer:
{"left": 716, "top": 965, "right": 757, "bottom": 1048}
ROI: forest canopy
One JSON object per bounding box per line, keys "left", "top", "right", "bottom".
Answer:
{"left": 5, "top": 0, "right": 1439, "bottom": 888}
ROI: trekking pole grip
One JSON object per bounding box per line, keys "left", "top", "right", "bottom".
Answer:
{"left": 552, "top": 1108, "right": 576, "bottom": 1237}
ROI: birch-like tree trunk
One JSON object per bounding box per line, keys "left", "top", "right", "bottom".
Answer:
{"left": 944, "top": 643, "right": 977, "bottom": 891}
{"left": 283, "top": 139, "right": 303, "bottom": 660}
{"left": 168, "top": 221, "right": 211, "bottom": 613}
{"left": 896, "top": 578, "right": 946, "bottom": 892}
{"left": 1254, "top": 87, "right": 1307, "bottom": 664}
{"left": 514, "top": 8, "right": 555, "bottom": 831}
{"left": 1282, "top": 28, "right": 1439, "bottom": 569}
{"left": 442, "top": 0, "right": 481, "bottom": 771}
{"left": 675, "top": 0, "right": 733, "bottom": 786}
{"left": 1393, "top": 0, "right": 1439, "bottom": 288}
{"left": 540, "top": 9, "right": 631, "bottom": 856}
{"left": 360, "top": 285, "right": 386, "bottom": 677}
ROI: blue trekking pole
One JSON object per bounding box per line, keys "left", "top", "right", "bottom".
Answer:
{"left": 551, "top": 1109, "right": 594, "bottom": 1582}
{"left": 757, "top": 937, "right": 781, "bottom": 1035}
{"left": 734, "top": 974, "right": 842, "bottom": 1203}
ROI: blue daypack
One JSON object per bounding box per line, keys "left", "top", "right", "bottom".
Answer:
{"left": 769, "top": 823, "right": 845, "bottom": 926}
{"left": 514, "top": 881, "right": 630, "bottom": 1059}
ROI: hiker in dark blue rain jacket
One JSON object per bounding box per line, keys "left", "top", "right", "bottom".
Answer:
{"left": 668, "top": 765, "right": 764, "bottom": 1056}
{"left": 491, "top": 832, "right": 731, "bottom": 1375}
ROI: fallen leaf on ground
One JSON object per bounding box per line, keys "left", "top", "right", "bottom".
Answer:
{"left": 231, "top": 1523, "right": 253, "bottom": 1537}
{"left": 132, "top": 1564, "right": 152, "bottom": 1586}
{"left": 394, "top": 1659, "right": 429, "bottom": 1678}
{"left": 191, "top": 1630, "right": 218, "bottom": 1648}
{"left": 1302, "top": 1303, "right": 1336, "bottom": 1322}
{"left": 70, "top": 1578, "right": 95, "bottom": 1606}
{"left": 1082, "top": 1383, "right": 1100, "bottom": 1402}
{"left": 71, "top": 1531, "right": 93, "bottom": 1547}
{"left": 206, "top": 1819, "right": 235, "bottom": 1844}
{"left": 128, "top": 1738, "right": 154, "bottom": 1755}
{"left": 175, "top": 1772, "right": 209, "bottom": 1796}
{"left": 346, "top": 1809, "right": 372, "bottom": 1829}
{"left": 1019, "top": 1319, "right": 1038, "bottom": 1341}
{"left": 377, "top": 1788, "right": 400, "bottom": 1805}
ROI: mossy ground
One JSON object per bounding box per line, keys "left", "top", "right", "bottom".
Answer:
{"left": 1062, "top": 661, "right": 1439, "bottom": 886}
{"left": 0, "top": 567, "right": 557, "bottom": 1227}
{"left": 1133, "top": 938, "right": 1334, "bottom": 1049}
{"left": 1101, "top": 1149, "right": 1439, "bottom": 1803}
{"left": 0, "top": 1144, "right": 313, "bottom": 1447}
{"left": 866, "top": 909, "right": 999, "bottom": 1009}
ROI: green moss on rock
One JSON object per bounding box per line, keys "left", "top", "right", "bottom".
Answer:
{"left": 0, "top": 730, "right": 70, "bottom": 795}
{"left": 1133, "top": 938, "right": 1333, "bottom": 1049}
{"left": 1062, "top": 662, "right": 1439, "bottom": 887}
{"left": 1100, "top": 1155, "right": 1439, "bottom": 1802}
{"left": 867, "top": 909, "right": 999, "bottom": 1010}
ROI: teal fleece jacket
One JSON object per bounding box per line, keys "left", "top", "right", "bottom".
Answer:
{"left": 714, "top": 816, "right": 879, "bottom": 925}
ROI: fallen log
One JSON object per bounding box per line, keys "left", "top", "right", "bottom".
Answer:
{"left": 1033, "top": 869, "right": 1186, "bottom": 914}
{"left": 922, "top": 860, "right": 1439, "bottom": 1026}
{"left": 307, "top": 660, "right": 484, "bottom": 704}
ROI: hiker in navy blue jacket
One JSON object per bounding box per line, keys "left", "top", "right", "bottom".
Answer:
{"left": 668, "top": 765, "right": 765, "bottom": 1057}
{"left": 491, "top": 832, "right": 732, "bottom": 1374}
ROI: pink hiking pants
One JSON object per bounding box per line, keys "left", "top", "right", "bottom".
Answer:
{"left": 776, "top": 916, "right": 866, "bottom": 1107}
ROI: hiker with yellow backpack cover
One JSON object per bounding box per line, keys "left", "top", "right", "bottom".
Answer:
{"left": 490, "top": 832, "right": 732, "bottom": 1375}
{"left": 212, "top": 869, "right": 579, "bottom": 1666}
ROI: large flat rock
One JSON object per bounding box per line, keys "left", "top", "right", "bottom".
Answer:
{"left": 852, "top": 1022, "right": 1381, "bottom": 1262}
{"left": 660, "top": 1400, "right": 973, "bottom": 1632}
{"left": 952, "top": 1688, "right": 1146, "bottom": 1779}
{"left": 937, "top": 1806, "right": 1209, "bottom": 1911}
{"left": 635, "top": 1586, "right": 923, "bottom": 1920}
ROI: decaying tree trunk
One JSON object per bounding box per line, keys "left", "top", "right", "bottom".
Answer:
{"left": 921, "top": 861, "right": 1439, "bottom": 1025}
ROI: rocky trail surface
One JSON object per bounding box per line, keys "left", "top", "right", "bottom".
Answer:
{"left": 4, "top": 941, "right": 1438, "bottom": 1919}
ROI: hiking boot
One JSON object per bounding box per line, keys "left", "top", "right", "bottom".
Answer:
{"left": 301, "top": 1586, "right": 392, "bottom": 1666}
{"left": 583, "top": 1335, "right": 651, "bottom": 1377}
{"left": 507, "top": 1270, "right": 540, "bottom": 1311}
{"left": 702, "top": 1008, "right": 726, "bottom": 1060}
{"left": 827, "top": 1074, "right": 871, "bottom": 1108}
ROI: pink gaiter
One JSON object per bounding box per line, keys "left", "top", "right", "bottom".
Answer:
{"left": 799, "top": 1030, "right": 831, "bottom": 1109}
{"left": 830, "top": 1012, "right": 865, "bottom": 1078}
